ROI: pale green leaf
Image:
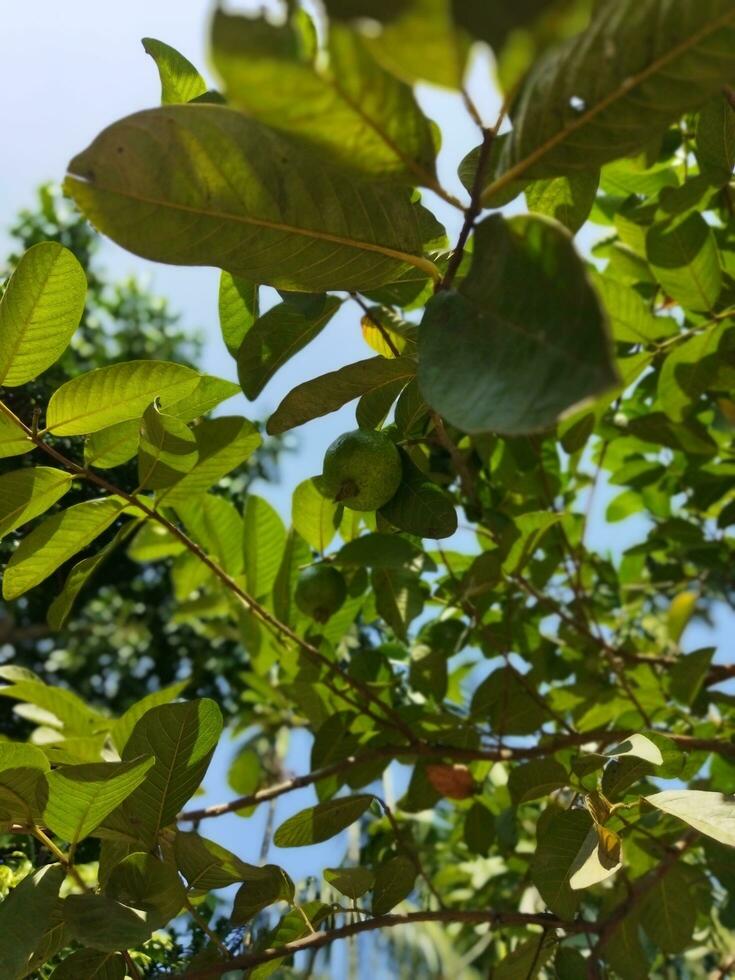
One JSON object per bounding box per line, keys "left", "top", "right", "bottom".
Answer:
{"left": 525, "top": 172, "right": 599, "bottom": 234}
{"left": 163, "top": 374, "right": 241, "bottom": 421}
{"left": 0, "top": 243, "right": 86, "bottom": 387}
{"left": 243, "top": 495, "right": 286, "bottom": 600}
{"left": 590, "top": 272, "right": 677, "bottom": 344}
{"left": 219, "top": 273, "right": 259, "bottom": 358}
{"left": 646, "top": 213, "right": 722, "bottom": 312}
{"left": 645, "top": 790, "right": 735, "bottom": 845}
{"left": 127, "top": 522, "right": 185, "bottom": 562}
{"left": 142, "top": 37, "right": 208, "bottom": 104}
{"left": 658, "top": 322, "right": 727, "bottom": 421}
{"left": 84, "top": 419, "right": 140, "bottom": 468}
{"left": 0, "top": 410, "right": 33, "bottom": 460}
{"left": 0, "top": 670, "right": 103, "bottom": 735}
{"left": 372, "top": 567, "right": 425, "bottom": 639}
{"left": 606, "top": 734, "right": 664, "bottom": 767}
{"left": 176, "top": 493, "right": 244, "bottom": 575}
{"left": 0, "top": 467, "right": 73, "bottom": 541}
{"left": 494, "top": 932, "right": 556, "bottom": 980}
{"left": 568, "top": 825, "right": 623, "bottom": 890}
{"left": 324, "top": 866, "right": 375, "bottom": 900}
{"left": 292, "top": 478, "right": 338, "bottom": 553}
{"left": 111, "top": 681, "right": 189, "bottom": 754}
{"left": 137, "top": 402, "right": 198, "bottom": 490}
{"left": 274, "top": 794, "right": 374, "bottom": 847}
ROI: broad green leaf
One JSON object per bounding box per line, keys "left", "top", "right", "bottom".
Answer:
{"left": 237, "top": 296, "right": 342, "bottom": 399}
{"left": 292, "top": 478, "right": 338, "bottom": 553}
{"left": 114, "top": 699, "right": 222, "bottom": 846}
{"left": 274, "top": 794, "right": 374, "bottom": 847}
{"left": 0, "top": 467, "right": 73, "bottom": 541}
{"left": 645, "top": 790, "right": 735, "bottom": 845}
{"left": 163, "top": 374, "right": 241, "bottom": 421}
{"left": 211, "top": 12, "right": 437, "bottom": 185}
{"left": 243, "top": 495, "right": 286, "bottom": 600}
{"left": 156, "top": 417, "right": 261, "bottom": 504}
{"left": 658, "top": 322, "right": 727, "bottom": 421}
{"left": 63, "top": 894, "right": 153, "bottom": 951}
{"left": 176, "top": 494, "right": 244, "bottom": 575}
{"left": 502, "top": 512, "right": 564, "bottom": 574}
{"left": 272, "top": 529, "right": 311, "bottom": 627}
{"left": 176, "top": 831, "right": 256, "bottom": 890}
{"left": 696, "top": 94, "right": 735, "bottom": 185}
{"left": 0, "top": 864, "right": 65, "bottom": 980}
{"left": 531, "top": 808, "right": 590, "bottom": 919}
{"left": 84, "top": 419, "right": 140, "bottom": 468}
{"left": 0, "top": 743, "right": 51, "bottom": 826}
{"left": 232, "top": 866, "right": 295, "bottom": 924}
{"left": 379, "top": 453, "right": 457, "bottom": 539}
{"left": 419, "top": 215, "right": 616, "bottom": 435}
{"left": 590, "top": 272, "right": 676, "bottom": 344}
{"left": 44, "top": 756, "right": 154, "bottom": 844}
{"left": 0, "top": 409, "right": 33, "bottom": 459}
{"left": 606, "top": 734, "right": 663, "bottom": 767}
{"left": 337, "top": 533, "right": 422, "bottom": 568}
{"left": 0, "top": 243, "right": 86, "bottom": 387}
{"left": 356, "top": 377, "right": 407, "bottom": 430}
{"left": 2, "top": 497, "right": 128, "bottom": 600}
{"left": 639, "top": 864, "right": 696, "bottom": 953}
{"left": 267, "top": 356, "right": 416, "bottom": 435}
{"left": 464, "top": 802, "right": 496, "bottom": 856}
{"left": 105, "top": 852, "right": 185, "bottom": 926}
{"left": 0, "top": 670, "right": 103, "bottom": 734}
{"left": 568, "top": 824, "right": 623, "bottom": 890}
{"left": 0, "top": 742, "right": 50, "bottom": 773}
{"left": 471, "top": 666, "right": 547, "bottom": 735}
{"left": 65, "top": 105, "right": 441, "bottom": 292}
{"left": 324, "top": 866, "right": 375, "bottom": 900}
{"left": 494, "top": 932, "right": 556, "bottom": 980}
{"left": 219, "top": 272, "right": 259, "bottom": 358}
{"left": 50, "top": 950, "right": 126, "bottom": 980}
{"left": 111, "top": 680, "right": 189, "bottom": 754}
{"left": 508, "top": 758, "right": 568, "bottom": 805}
{"left": 670, "top": 647, "right": 714, "bottom": 706}
{"left": 142, "top": 37, "right": 208, "bottom": 104}
{"left": 46, "top": 361, "right": 200, "bottom": 436}
{"left": 371, "top": 855, "right": 416, "bottom": 914}
{"left": 228, "top": 748, "right": 261, "bottom": 799}
{"left": 137, "top": 403, "right": 197, "bottom": 490}
{"left": 372, "top": 567, "right": 426, "bottom": 639}
{"left": 525, "top": 172, "right": 599, "bottom": 234}
{"left": 646, "top": 213, "right": 722, "bottom": 312}
{"left": 47, "top": 521, "right": 139, "bottom": 630}
{"left": 488, "top": 1, "right": 735, "bottom": 199}
{"left": 127, "top": 521, "right": 184, "bottom": 562}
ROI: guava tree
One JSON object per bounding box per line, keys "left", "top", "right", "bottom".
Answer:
{"left": 1, "top": 1, "right": 735, "bottom": 977}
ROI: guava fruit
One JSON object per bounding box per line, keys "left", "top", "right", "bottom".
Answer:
{"left": 295, "top": 565, "right": 347, "bottom": 623}
{"left": 321, "top": 429, "right": 402, "bottom": 512}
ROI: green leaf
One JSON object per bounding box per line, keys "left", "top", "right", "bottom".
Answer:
{"left": 658, "top": 322, "right": 728, "bottom": 421}
{"left": 219, "top": 273, "right": 259, "bottom": 358}
{"left": 175, "top": 494, "right": 244, "bottom": 576}
{"left": 142, "top": 37, "right": 208, "bottom": 104}
{"left": 371, "top": 855, "right": 416, "bottom": 914}
{"left": 156, "top": 417, "right": 261, "bottom": 505}
{"left": 324, "top": 866, "right": 375, "bottom": 900}
{"left": 175, "top": 831, "right": 267, "bottom": 891}
{"left": 0, "top": 410, "right": 33, "bottom": 459}
{"left": 639, "top": 864, "right": 696, "bottom": 953}
{"left": 47, "top": 521, "right": 139, "bottom": 630}
{"left": 531, "top": 808, "right": 591, "bottom": 919}
{"left": 568, "top": 825, "right": 623, "bottom": 890}
{"left": 292, "top": 478, "right": 339, "bottom": 553}
{"left": 508, "top": 758, "right": 568, "bottom": 805}
{"left": 0, "top": 669, "right": 103, "bottom": 734}
{"left": 696, "top": 94, "right": 735, "bottom": 185}
{"left": 419, "top": 215, "right": 616, "bottom": 435}
{"left": 211, "top": 12, "right": 437, "bottom": 185}
{"left": 0, "top": 467, "right": 73, "bottom": 541}
{"left": 137, "top": 403, "right": 198, "bottom": 490}
{"left": 494, "top": 932, "right": 556, "bottom": 980}
{"left": 606, "top": 734, "right": 663, "bottom": 767}
{"left": 464, "top": 802, "right": 495, "bottom": 856}
{"left": 0, "top": 742, "right": 51, "bottom": 826}
{"left": 378, "top": 453, "right": 457, "bottom": 539}
{"left": 267, "top": 356, "right": 416, "bottom": 435}
{"left": 488, "top": 1, "right": 735, "bottom": 199}
{"left": 163, "top": 374, "right": 241, "bottom": 421}
{"left": 231, "top": 866, "right": 295, "bottom": 924}
{"left": 63, "top": 894, "right": 153, "bottom": 951}
{"left": 272, "top": 529, "right": 311, "bottom": 627}
{"left": 525, "top": 172, "right": 599, "bottom": 234}
{"left": 237, "top": 296, "right": 342, "bottom": 400}
{"left": 590, "top": 272, "right": 676, "bottom": 344}
{"left": 50, "top": 950, "right": 126, "bottom": 980}
{"left": 645, "top": 790, "right": 735, "bottom": 845}
{"left": 111, "top": 681, "right": 189, "bottom": 754}
{"left": 112, "top": 699, "right": 223, "bottom": 847}
{"left": 105, "top": 852, "right": 185, "bottom": 926}
{"left": 646, "top": 212, "right": 722, "bottom": 312}
{"left": 502, "top": 512, "right": 564, "bottom": 575}
{"left": 3, "top": 497, "right": 128, "bottom": 600}
{"left": 249, "top": 901, "right": 332, "bottom": 980}
{"left": 471, "top": 667, "right": 547, "bottom": 736}
{"left": 273, "top": 794, "right": 374, "bottom": 847}
{"left": 84, "top": 419, "right": 140, "bottom": 468}
{"left": 65, "top": 105, "right": 441, "bottom": 293}
{"left": 0, "top": 243, "right": 86, "bottom": 387}
{"left": 243, "top": 495, "right": 286, "bottom": 599}
{"left": 337, "top": 533, "right": 422, "bottom": 568}
{"left": 0, "top": 864, "right": 65, "bottom": 980}
{"left": 372, "top": 567, "right": 426, "bottom": 639}
{"left": 46, "top": 361, "right": 200, "bottom": 436}
{"left": 44, "top": 756, "right": 155, "bottom": 844}
{"left": 670, "top": 647, "right": 714, "bottom": 706}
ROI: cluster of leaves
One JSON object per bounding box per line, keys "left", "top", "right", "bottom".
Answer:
{"left": 2, "top": 0, "right": 735, "bottom": 976}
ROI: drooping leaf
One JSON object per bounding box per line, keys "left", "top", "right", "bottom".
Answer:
{"left": 243, "top": 495, "right": 286, "bottom": 600}
{"left": 292, "top": 478, "right": 339, "bottom": 553}
{"left": 372, "top": 567, "right": 426, "bottom": 639}
{"left": 164, "top": 374, "right": 241, "bottom": 421}
{"left": 137, "top": 403, "right": 198, "bottom": 490}
{"left": 525, "top": 172, "right": 599, "bottom": 233}
{"left": 645, "top": 790, "right": 735, "bottom": 845}
{"left": 508, "top": 758, "right": 568, "bottom": 805}
{"left": 111, "top": 681, "right": 189, "bottom": 754}
{"left": 45, "top": 361, "right": 200, "bottom": 436}
{"left": 419, "top": 215, "right": 616, "bottom": 435}
{"left": 568, "top": 824, "right": 623, "bottom": 890}
{"left": 219, "top": 273, "right": 259, "bottom": 358}
{"left": 0, "top": 669, "right": 103, "bottom": 735}
{"left": 488, "top": 1, "right": 735, "bottom": 200}
{"left": 272, "top": 529, "right": 311, "bottom": 627}
{"left": 274, "top": 794, "right": 374, "bottom": 847}
{"left": 371, "top": 855, "right": 416, "bottom": 914}
{"left": 337, "top": 533, "right": 422, "bottom": 568}
{"left": 531, "top": 808, "right": 591, "bottom": 918}
{"left": 639, "top": 864, "right": 696, "bottom": 953}
{"left": 65, "top": 105, "right": 441, "bottom": 292}
{"left": 646, "top": 212, "right": 722, "bottom": 312}
{"left": 605, "top": 734, "right": 664, "bottom": 767}
{"left": 211, "top": 12, "right": 438, "bottom": 186}
{"left": 324, "top": 866, "right": 375, "bottom": 900}
{"left": 0, "top": 864, "right": 65, "bottom": 980}
{"left": 44, "top": 756, "right": 155, "bottom": 844}
{"left": 267, "top": 356, "right": 416, "bottom": 435}
{"left": 50, "top": 949, "right": 126, "bottom": 980}
{"left": 237, "top": 296, "right": 342, "bottom": 400}
{"left": 378, "top": 453, "right": 457, "bottom": 539}
{"left": 142, "top": 37, "right": 208, "bottom": 104}
{"left": 175, "top": 831, "right": 266, "bottom": 891}
{"left": 0, "top": 467, "right": 73, "bottom": 541}
{"left": 0, "top": 242, "right": 86, "bottom": 387}
{"left": 231, "top": 866, "right": 295, "bottom": 924}
{"left": 63, "top": 894, "right": 153, "bottom": 952}
{"left": 3, "top": 497, "right": 128, "bottom": 600}
{"left": 105, "top": 852, "right": 186, "bottom": 927}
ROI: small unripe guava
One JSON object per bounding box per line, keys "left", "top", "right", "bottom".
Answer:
{"left": 321, "top": 429, "right": 402, "bottom": 512}
{"left": 295, "top": 565, "right": 347, "bottom": 623}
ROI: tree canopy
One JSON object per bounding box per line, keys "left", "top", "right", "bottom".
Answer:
{"left": 1, "top": 1, "right": 735, "bottom": 977}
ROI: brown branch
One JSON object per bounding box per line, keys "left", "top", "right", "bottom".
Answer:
{"left": 172, "top": 909, "right": 590, "bottom": 979}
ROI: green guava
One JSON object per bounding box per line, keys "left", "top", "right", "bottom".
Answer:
{"left": 295, "top": 565, "right": 347, "bottom": 623}
{"left": 321, "top": 429, "right": 402, "bottom": 512}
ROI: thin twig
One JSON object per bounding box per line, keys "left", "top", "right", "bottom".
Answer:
{"left": 378, "top": 798, "right": 445, "bottom": 910}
